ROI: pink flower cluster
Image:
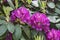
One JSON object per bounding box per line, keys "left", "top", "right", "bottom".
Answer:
{"left": 10, "top": 6, "right": 30, "bottom": 23}
{"left": 29, "top": 12, "right": 50, "bottom": 32}
{"left": 46, "top": 29, "right": 60, "bottom": 40}
{"left": 10, "top": 6, "right": 50, "bottom": 32}
{"left": 10, "top": 6, "right": 60, "bottom": 40}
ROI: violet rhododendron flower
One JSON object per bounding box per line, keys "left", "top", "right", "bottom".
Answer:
{"left": 10, "top": 9, "right": 17, "bottom": 22}
{"left": 46, "top": 29, "right": 60, "bottom": 40}
{"left": 29, "top": 12, "right": 50, "bottom": 32}
{"left": 10, "top": 6, "right": 30, "bottom": 23}
{"left": 5, "top": 32, "right": 12, "bottom": 40}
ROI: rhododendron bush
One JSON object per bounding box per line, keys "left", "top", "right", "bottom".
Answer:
{"left": 0, "top": 0, "right": 60, "bottom": 40}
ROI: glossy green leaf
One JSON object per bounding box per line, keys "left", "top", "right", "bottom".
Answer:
{"left": 59, "top": 0, "right": 60, "bottom": 1}
{"left": 48, "top": 15, "right": 60, "bottom": 23}
{"left": 7, "top": 22, "right": 15, "bottom": 33}
{"left": 0, "top": 24, "right": 7, "bottom": 36}
{"left": 31, "top": 30, "right": 38, "bottom": 38}
{"left": 56, "top": 19, "right": 60, "bottom": 22}
{"left": 7, "top": 0, "right": 15, "bottom": 9}
{"left": 21, "top": 36, "right": 26, "bottom": 40}
{"left": 0, "top": 20, "right": 6, "bottom": 24}
{"left": 41, "top": 1, "right": 46, "bottom": 8}
{"left": 22, "top": 26, "right": 30, "bottom": 39}
{"left": 34, "top": 32, "right": 46, "bottom": 40}
{"left": 41, "top": 1, "right": 46, "bottom": 13}
{"left": 27, "top": 0, "right": 32, "bottom": 4}
{"left": 55, "top": 8, "right": 60, "bottom": 14}
{"left": 3, "top": 6, "right": 13, "bottom": 16}
{"left": 47, "top": 2, "right": 55, "bottom": 8}
{"left": 13, "top": 24, "right": 21, "bottom": 40}
{"left": 3, "top": 6, "right": 13, "bottom": 21}
{"left": 56, "top": 3, "right": 60, "bottom": 9}
{"left": 38, "top": 0, "right": 41, "bottom": 7}
{"left": 15, "top": 0, "right": 18, "bottom": 8}
{"left": 32, "top": 0, "right": 39, "bottom": 7}
{"left": 56, "top": 23, "right": 60, "bottom": 29}
{"left": 48, "top": 16, "right": 59, "bottom": 23}
{"left": 0, "top": 34, "right": 6, "bottom": 40}
{"left": 0, "top": 15, "right": 5, "bottom": 20}
{"left": 3, "top": 6, "right": 6, "bottom": 15}
{"left": 34, "top": 35, "right": 44, "bottom": 40}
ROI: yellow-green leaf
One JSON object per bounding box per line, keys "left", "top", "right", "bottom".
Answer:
{"left": 41, "top": 1, "right": 46, "bottom": 9}
{"left": 15, "top": 0, "right": 18, "bottom": 8}
{"left": 27, "top": 0, "right": 32, "bottom": 4}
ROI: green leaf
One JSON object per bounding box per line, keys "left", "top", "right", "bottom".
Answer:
{"left": 0, "top": 15, "right": 5, "bottom": 20}
{"left": 13, "top": 24, "right": 22, "bottom": 40}
{"left": 22, "top": 26, "right": 30, "bottom": 39}
{"left": 41, "top": 1, "right": 46, "bottom": 13}
{"left": 0, "top": 24, "right": 7, "bottom": 36}
{"left": 39, "top": 32, "right": 46, "bottom": 40}
{"left": 7, "top": 22, "right": 15, "bottom": 33}
{"left": 21, "top": 38, "right": 25, "bottom": 40}
{"left": 56, "top": 23, "right": 60, "bottom": 29}
{"left": 0, "top": 29, "right": 7, "bottom": 40}
{"left": 0, "top": 20, "right": 6, "bottom": 24}
{"left": 56, "top": 3, "right": 60, "bottom": 9}
{"left": 3, "top": 6, "right": 13, "bottom": 17}
{"left": 3, "top": 6, "right": 13, "bottom": 16}
{"left": 21, "top": 36, "right": 26, "bottom": 40}
{"left": 31, "top": 30, "right": 38, "bottom": 38}
{"left": 41, "top": 1, "right": 46, "bottom": 8}
{"left": 38, "top": 0, "right": 41, "bottom": 7}
{"left": 32, "top": 0, "right": 39, "bottom": 7}
{"left": 0, "top": 33, "right": 7, "bottom": 40}
{"left": 55, "top": 8, "right": 60, "bottom": 14}
{"left": 3, "top": 6, "right": 6, "bottom": 15}
{"left": 56, "top": 19, "right": 60, "bottom": 22}
{"left": 48, "top": 16, "right": 58, "bottom": 23}
{"left": 27, "top": 0, "right": 32, "bottom": 4}
{"left": 48, "top": 16, "right": 60, "bottom": 23}
{"left": 47, "top": 2, "right": 55, "bottom": 8}
{"left": 34, "top": 35, "right": 44, "bottom": 40}
{"left": 15, "top": 0, "right": 18, "bottom": 8}
{"left": 3, "top": 6, "right": 13, "bottom": 21}
{"left": 6, "top": 7, "right": 13, "bottom": 13}
{"left": 7, "top": 0, "right": 15, "bottom": 9}
{"left": 58, "top": 0, "right": 60, "bottom": 1}
{"left": 34, "top": 32, "right": 46, "bottom": 40}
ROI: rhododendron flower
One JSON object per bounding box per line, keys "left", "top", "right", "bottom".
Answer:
{"left": 46, "top": 29, "right": 60, "bottom": 40}
{"left": 29, "top": 12, "right": 50, "bottom": 32}
{"left": 10, "top": 6, "right": 30, "bottom": 23}
{"left": 5, "top": 32, "right": 12, "bottom": 40}
{"left": 10, "top": 9, "right": 18, "bottom": 22}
